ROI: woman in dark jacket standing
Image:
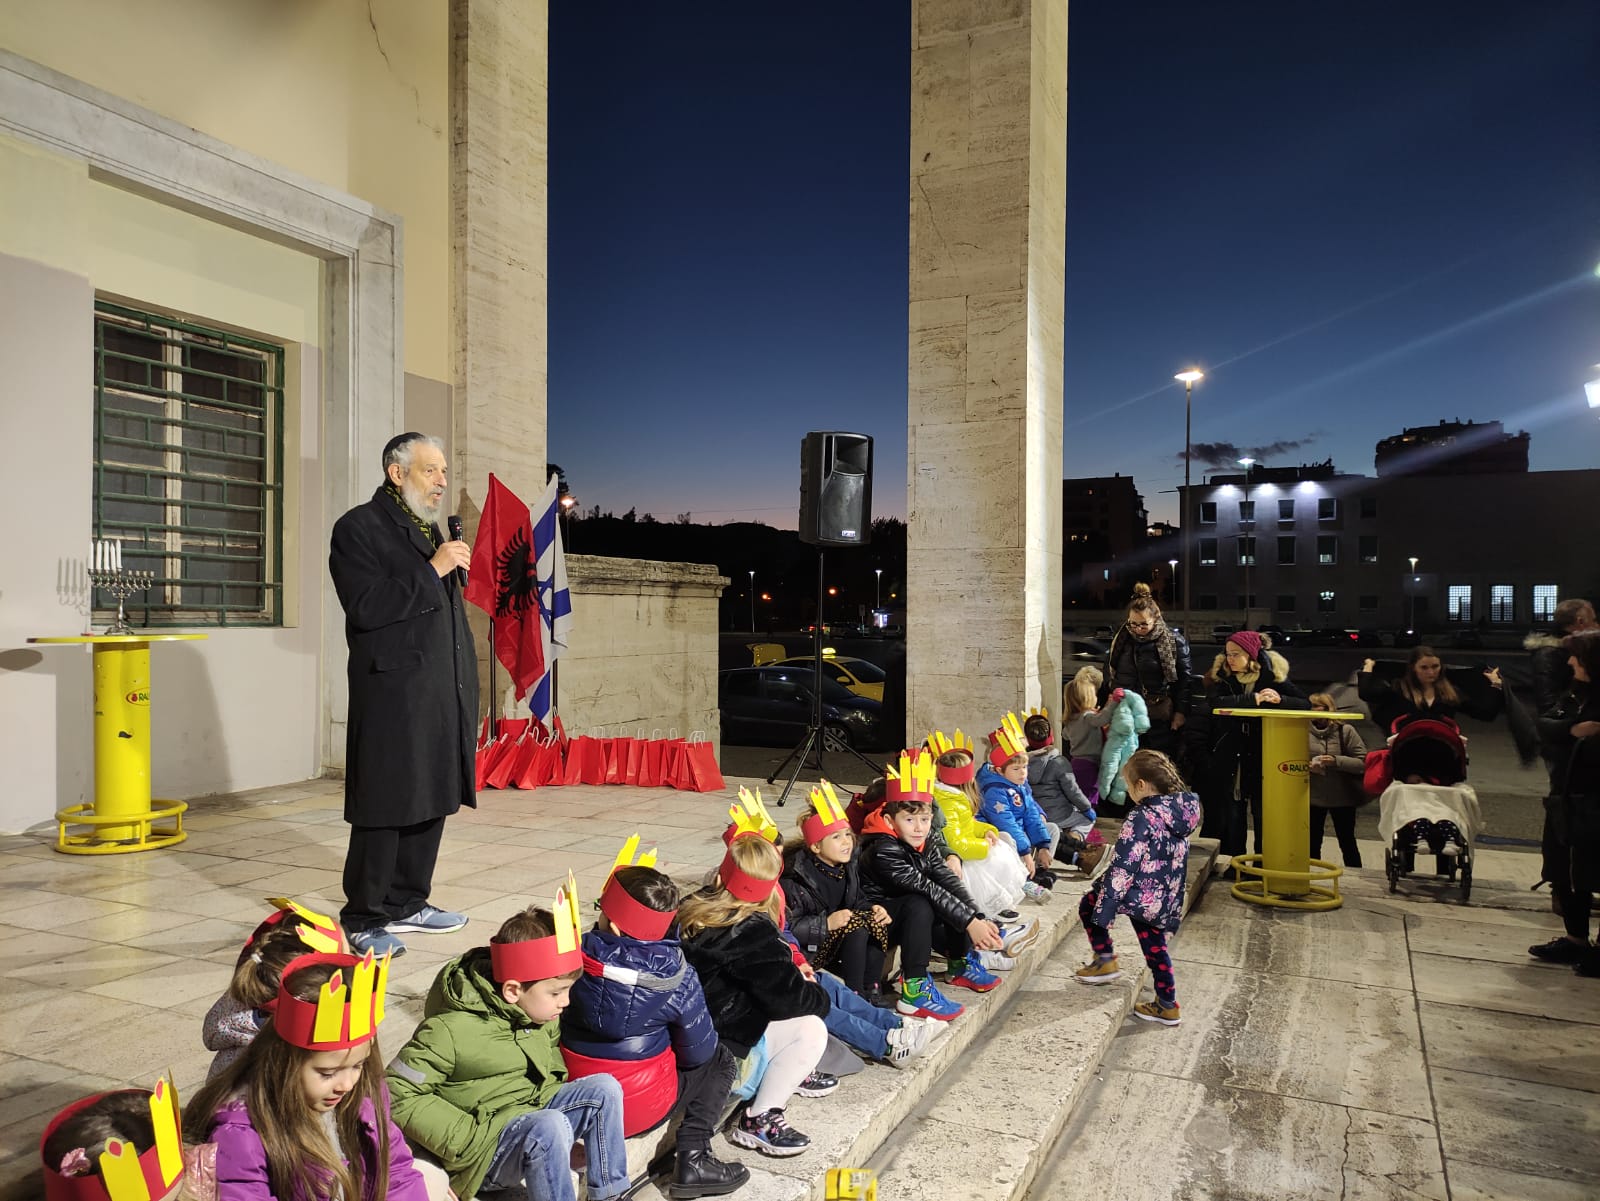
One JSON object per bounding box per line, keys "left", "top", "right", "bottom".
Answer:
{"left": 1200, "top": 630, "right": 1306, "bottom": 859}
{"left": 1104, "top": 583, "right": 1193, "bottom": 763}
{"left": 1358, "top": 645, "right": 1504, "bottom": 735}
{"left": 1530, "top": 629, "right": 1600, "bottom": 976}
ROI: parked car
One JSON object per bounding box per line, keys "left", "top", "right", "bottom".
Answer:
{"left": 1064, "top": 636, "right": 1108, "bottom": 664}
{"left": 772, "top": 652, "right": 885, "bottom": 702}
{"left": 1296, "top": 627, "right": 1362, "bottom": 647}
{"left": 1354, "top": 628, "right": 1387, "bottom": 648}
{"left": 1451, "top": 629, "right": 1486, "bottom": 650}
{"left": 1257, "top": 624, "right": 1292, "bottom": 647}
{"left": 718, "top": 666, "right": 884, "bottom": 751}
{"left": 1391, "top": 628, "right": 1423, "bottom": 648}
{"left": 1210, "top": 624, "right": 1237, "bottom": 642}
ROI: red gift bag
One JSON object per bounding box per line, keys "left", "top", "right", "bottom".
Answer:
{"left": 486, "top": 736, "right": 529, "bottom": 790}
{"left": 624, "top": 737, "right": 646, "bottom": 786}
{"left": 606, "top": 737, "right": 640, "bottom": 785}
{"left": 499, "top": 718, "right": 531, "bottom": 741}
{"left": 476, "top": 736, "right": 516, "bottom": 790}
{"left": 637, "top": 739, "right": 667, "bottom": 788}
{"left": 681, "top": 734, "right": 726, "bottom": 793}
{"left": 497, "top": 737, "right": 543, "bottom": 790}
{"left": 535, "top": 739, "right": 567, "bottom": 787}
{"left": 662, "top": 739, "right": 692, "bottom": 790}
{"left": 563, "top": 735, "right": 609, "bottom": 786}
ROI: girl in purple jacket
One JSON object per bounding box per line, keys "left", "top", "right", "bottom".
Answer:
{"left": 184, "top": 953, "right": 428, "bottom": 1201}
{"left": 1071, "top": 749, "right": 1200, "bottom": 1027}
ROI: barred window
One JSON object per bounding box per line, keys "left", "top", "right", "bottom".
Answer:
{"left": 93, "top": 302, "right": 284, "bottom": 625}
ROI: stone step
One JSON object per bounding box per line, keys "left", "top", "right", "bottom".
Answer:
{"left": 618, "top": 836, "right": 1219, "bottom": 1201}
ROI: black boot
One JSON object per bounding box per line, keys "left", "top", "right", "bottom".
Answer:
{"left": 670, "top": 1147, "right": 751, "bottom": 1198}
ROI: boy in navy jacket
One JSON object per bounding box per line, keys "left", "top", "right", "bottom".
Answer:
{"left": 561, "top": 857, "right": 748, "bottom": 1199}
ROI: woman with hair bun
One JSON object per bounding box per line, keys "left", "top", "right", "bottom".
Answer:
{"left": 1103, "top": 583, "right": 1193, "bottom": 774}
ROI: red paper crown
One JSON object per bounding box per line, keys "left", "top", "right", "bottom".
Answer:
{"left": 1023, "top": 706, "right": 1053, "bottom": 749}
{"left": 718, "top": 845, "right": 779, "bottom": 904}
{"left": 600, "top": 835, "right": 675, "bottom": 941}
{"left": 883, "top": 748, "right": 937, "bottom": 804}
{"left": 249, "top": 896, "right": 342, "bottom": 954}
{"left": 927, "top": 729, "right": 976, "bottom": 785}
{"left": 988, "top": 712, "right": 1027, "bottom": 768}
{"left": 42, "top": 1079, "right": 183, "bottom": 1201}
{"left": 801, "top": 779, "right": 852, "bottom": 845}
{"left": 271, "top": 951, "right": 390, "bottom": 1051}
{"left": 491, "top": 873, "right": 584, "bottom": 983}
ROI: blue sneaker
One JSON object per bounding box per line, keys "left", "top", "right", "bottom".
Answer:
{"left": 346, "top": 927, "right": 407, "bottom": 957}
{"left": 896, "top": 975, "right": 964, "bottom": 1021}
{"left": 948, "top": 951, "right": 1000, "bottom": 993}
{"left": 386, "top": 904, "right": 468, "bottom": 934}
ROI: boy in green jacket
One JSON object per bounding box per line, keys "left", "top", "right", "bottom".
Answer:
{"left": 388, "top": 886, "right": 629, "bottom": 1201}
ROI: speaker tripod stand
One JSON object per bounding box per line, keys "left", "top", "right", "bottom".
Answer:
{"left": 768, "top": 550, "right": 883, "bottom": 805}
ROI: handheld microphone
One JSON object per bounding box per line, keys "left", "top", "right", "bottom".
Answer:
{"left": 447, "top": 515, "right": 468, "bottom": 587}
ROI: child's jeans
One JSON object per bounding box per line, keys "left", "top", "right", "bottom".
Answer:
{"left": 749, "top": 1015, "right": 827, "bottom": 1114}
{"left": 1078, "top": 888, "right": 1178, "bottom": 1009}
{"left": 481, "top": 1075, "right": 629, "bottom": 1201}
{"left": 815, "top": 969, "right": 900, "bottom": 1058}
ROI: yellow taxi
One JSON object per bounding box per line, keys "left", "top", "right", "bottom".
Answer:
{"left": 747, "top": 644, "right": 886, "bottom": 702}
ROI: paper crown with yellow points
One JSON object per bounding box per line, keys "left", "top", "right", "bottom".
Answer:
{"left": 41, "top": 1076, "right": 183, "bottom": 1201}
{"left": 926, "top": 729, "right": 977, "bottom": 786}
{"left": 718, "top": 838, "right": 780, "bottom": 904}
{"left": 270, "top": 950, "right": 391, "bottom": 1051}
{"left": 492, "top": 872, "right": 584, "bottom": 983}
{"left": 988, "top": 712, "right": 1028, "bottom": 768}
{"left": 801, "top": 779, "right": 851, "bottom": 845}
{"left": 721, "top": 786, "right": 781, "bottom": 846}
{"left": 883, "top": 748, "right": 937, "bottom": 804}
{"left": 600, "top": 835, "right": 675, "bottom": 941}
{"left": 249, "top": 896, "right": 342, "bottom": 954}
{"left": 1022, "top": 705, "right": 1055, "bottom": 750}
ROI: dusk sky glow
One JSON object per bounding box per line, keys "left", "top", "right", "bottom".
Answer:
{"left": 547, "top": 1, "right": 1598, "bottom": 528}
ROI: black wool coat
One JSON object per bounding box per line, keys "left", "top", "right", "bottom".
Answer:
{"left": 680, "top": 913, "right": 830, "bottom": 1057}
{"left": 329, "top": 486, "right": 479, "bottom": 828}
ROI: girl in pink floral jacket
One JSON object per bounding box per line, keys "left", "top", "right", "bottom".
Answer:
{"left": 1070, "top": 749, "right": 1200, "bottom": 1026}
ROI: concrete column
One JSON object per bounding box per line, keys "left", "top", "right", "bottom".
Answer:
{"left": 906, "top": 0, "right": 1066, "bottom": 743}
{"left": 448, "top": 0, "right": 549, "bottom": 709}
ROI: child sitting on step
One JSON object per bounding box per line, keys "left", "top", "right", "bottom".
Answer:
{"left": 186, "top": 950, "right": 430, "bottom": 1201}
{"left": 679, "top": 819, "right": 831, "bottom": 1159}
{"left": 928, "top": 731, "right": 1035, "bottom": 912}
{"left": 1073, "top": 749, "right": 1201, "bottom": 1027}
{"left": 202, "top": 897, "right": 346, "bottom": 1081}
{"left": 1023, "top": 711, "right": 1106, "bottom": 876}
{"left": 859, "top": 749, "right": 1009, "bottom": 1020}
{"left": 977, "top": 713, "right": 1062, "bottom": 891}
{"left": 560, "top": 843, "right": 749, "bottom": 1199}
{"left": 387, "top": 884, "right": 630, "bottom": 1201}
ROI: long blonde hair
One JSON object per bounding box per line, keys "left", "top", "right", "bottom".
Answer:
{"left": 1064, "top": 665, "right": 1103, "bottom": 718}
{"left": 184, "top": 962, "right": 391, "bottom": 1201}
{"left": 678, "top": 836, "right": 783, "bottom": 937}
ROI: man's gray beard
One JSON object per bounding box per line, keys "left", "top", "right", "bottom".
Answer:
{"left": 401, "top": 479, "right": 444, "bottom": 527}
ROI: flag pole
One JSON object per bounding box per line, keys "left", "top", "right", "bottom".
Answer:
{"left": 488, "top": 617, "right": 498, "bottom": 738}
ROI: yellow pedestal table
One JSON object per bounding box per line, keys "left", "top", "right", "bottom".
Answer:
{"left": 1213, "top": 706, "right": 1361, "bottom": 911}
{"left": 28, "top": 634, "right": 207, "bottom": 854}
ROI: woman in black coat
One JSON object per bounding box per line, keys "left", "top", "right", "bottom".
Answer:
{"left": 1200, "top": 630, "right": 1306, "bottom": 859}
{"left": 1358, "top": 645, "right": 1503, "bottom": 735}
{"left": 1103, "top": 583, "right": 1193, "bottom": 771}
{"left": 1530, "top": 630, "right": 1600, "bottom": 975}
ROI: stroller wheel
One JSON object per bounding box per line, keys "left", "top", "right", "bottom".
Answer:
{"left": 1459, "top": 858, "right": 1472, "bottom": 903}
{"left": 1385, "top": 848, "right": 1400, "bottom": 893}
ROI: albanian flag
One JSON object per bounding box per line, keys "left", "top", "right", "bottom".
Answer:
{"left": 464, "top": 473, "right": 546, "bottom": 699}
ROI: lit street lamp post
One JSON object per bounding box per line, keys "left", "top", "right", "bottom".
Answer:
{"left": 1237, "top": 456, "right": 1257, "bottom": 629}
{"left": 1175, "top": 369, "right": 1204, "bottom": 630}
{"left": 748, "top": 570, "right": 755, "bottom": 633}
{"left": 875, "top": 568, "right": 882, "bottom": 611}
{"left": 1408, "top": 556, "right": 1419, "bottom": 633}
{"left": 1168, "top": 558, "right": 1178, "bottom": 607}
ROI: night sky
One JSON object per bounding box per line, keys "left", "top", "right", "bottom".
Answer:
{"left": 547, "top": 1, "right": 1598, "bottom": 528}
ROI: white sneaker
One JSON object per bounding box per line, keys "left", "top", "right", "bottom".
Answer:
{"left": 999, "top": 919, "right": 1040, "bottom": 956}
{"left": 884, "top": 1018, "right": 934, "bottom": 1066}
{"left": 976, "top": 949, "right": 1017, "bottom": 972}
{"left": 1021, "top": 880, "right": 1053, "bottom": 904}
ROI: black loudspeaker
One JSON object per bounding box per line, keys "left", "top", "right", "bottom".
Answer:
{"left": 798, "top": 431, "right": 873, "bottom": 546}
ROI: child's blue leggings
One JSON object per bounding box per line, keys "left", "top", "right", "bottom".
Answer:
{"left": 1079, "top": 887, "right": 1177, "bottom": 1008}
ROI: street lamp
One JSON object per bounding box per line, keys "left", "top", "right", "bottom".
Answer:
{"left": 875, "top": 568, "right": 882, "bottom": 610}
{"left": 748, "top": 570, "right": 755, "bottom": 633}
{"left": 1175, "top": 369, "right": 1204, "bottom": 629}
{"left": 1168, "top": 557, "right": 1178, "bottom": 606}
{"left": 1237, "top": 456, "right": 1256, "bottom": 629}
{"left": 1408, "top": 556, "right": 1419, "bottom": 633}
{"left": 559, "top": 493, "right": 578, "bottom": 551}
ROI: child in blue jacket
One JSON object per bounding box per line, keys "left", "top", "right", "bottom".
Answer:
{"left": 561, "top": 864, "right": 748, "bottom": 1199}
{"left": 978, "top": 716, "right": 1061, "bottom": 890}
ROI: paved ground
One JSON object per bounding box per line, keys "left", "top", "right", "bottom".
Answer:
{"left": 1030, "top": 839, "right": 1600, "bottom": 1201}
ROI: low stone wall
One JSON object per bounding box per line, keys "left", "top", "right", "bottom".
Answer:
{"left": 554, "top": 555, "right": 728, "bottom": 749}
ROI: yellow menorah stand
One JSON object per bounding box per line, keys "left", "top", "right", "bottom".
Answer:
{"left": 1214, "top": 707, "right": 1361, "bottom": 911}
{"left": 28, "top": 634, "right": 206, "bottom": 854}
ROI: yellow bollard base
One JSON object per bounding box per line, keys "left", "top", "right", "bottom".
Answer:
{"left": 54, "top": 799, "right": 187, "bottom": 855}
{"left": 1228, "top": 854, "right": 1343, "bottom": 910}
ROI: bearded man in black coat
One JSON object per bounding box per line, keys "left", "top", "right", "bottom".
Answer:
{"left": 328, "top": 432, "right": 479, "bottom": 956}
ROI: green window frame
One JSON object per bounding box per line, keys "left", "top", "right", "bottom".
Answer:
{"left": 93, "top": 301, "right": 284, "bottom": 626}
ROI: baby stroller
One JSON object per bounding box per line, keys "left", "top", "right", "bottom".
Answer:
{"left": 1371, "top": 716, "right": 1482, "bottom": 902}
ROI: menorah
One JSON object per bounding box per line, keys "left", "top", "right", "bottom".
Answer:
{"left": 89, "top": 565, "right": 157, "bottom": 635}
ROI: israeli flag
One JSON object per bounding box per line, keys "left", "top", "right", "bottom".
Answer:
{"left": 528, "top": 473, "right": 573, "bottom": 725}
